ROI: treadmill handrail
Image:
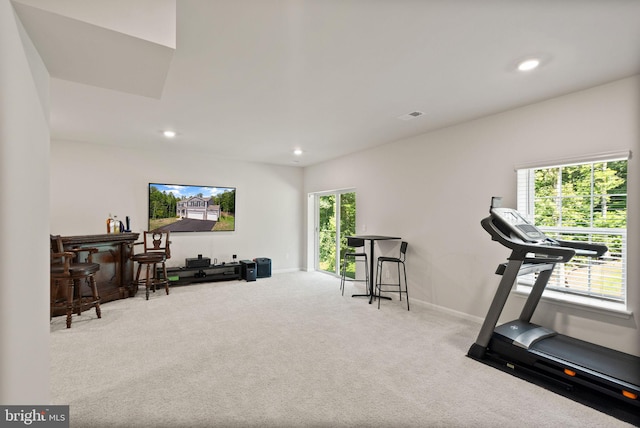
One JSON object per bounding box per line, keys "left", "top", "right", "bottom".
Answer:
{"left": 481, "top": 216, "right": 575, "bottom": 263}
{"left": 552, "top": 239, "right": 608, "bottom": 257}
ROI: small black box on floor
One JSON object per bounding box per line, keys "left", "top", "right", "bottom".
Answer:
{"left": 185, "top": 254, "right": 210, "bottom": 268}
{"left": 240, "top": 260, "right": 256, "bottom": 281}
{"left": 254, "top": 257, "right": 271, "bottom": 278}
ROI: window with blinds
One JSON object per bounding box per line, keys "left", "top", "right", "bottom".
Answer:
{"left": 516, "top": 154, "right": 628, "bottom": 304}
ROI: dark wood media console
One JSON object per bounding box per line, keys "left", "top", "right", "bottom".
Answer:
{"left": 51, "top": 232, "right": 139, "bottom": 316}
{"left": 164, "top": 263, "right": 242, "bottom": 285}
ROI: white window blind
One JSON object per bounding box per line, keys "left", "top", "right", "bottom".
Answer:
{"left": 516, "top": 153, "right": 629, "bottom": 304}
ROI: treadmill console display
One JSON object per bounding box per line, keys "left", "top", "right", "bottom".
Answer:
{"left": 491, "top": 207, "right": 547, "bottom": 242}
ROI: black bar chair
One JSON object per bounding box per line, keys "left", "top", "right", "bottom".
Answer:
{"left": 340, "top": 237, "right": 369, "bottom": 295}
{"left": 375, "top": 241, "right": 409, "bottom": 310}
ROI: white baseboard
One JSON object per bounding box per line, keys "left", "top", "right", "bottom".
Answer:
{"left": 409, "top": 297, "right": 483, "bottom": 324}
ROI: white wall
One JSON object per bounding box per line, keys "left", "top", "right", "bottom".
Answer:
{"left": 0, "top": 0, "right": 51, "bottom": 403}
{"left": 50, "top": 141, "right": 304, "bottom": 272}
{"left": 304, "top": 76, "right": 640, "bottom": 356}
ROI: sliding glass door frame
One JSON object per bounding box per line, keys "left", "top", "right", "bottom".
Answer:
{"left": 313, "top": 189, "right": 356, "bottom": 276}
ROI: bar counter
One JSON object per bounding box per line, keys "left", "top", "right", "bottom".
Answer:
{"left": 51, "top": 233, "right": 139, "bottom": 315}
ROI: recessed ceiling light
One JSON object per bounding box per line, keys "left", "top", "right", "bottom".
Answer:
{"left": 517, "top": 58, "right": 540, "bottom": 72}
{"left": 293, "top": 149, "right": 303, "bottom": 156}
{"left": 163, "top": 130, "right": 177, "bottom": 138}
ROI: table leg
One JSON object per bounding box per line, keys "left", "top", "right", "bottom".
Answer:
{"left": 351, "top": 239, "right": 375, "bottom": 301}
{"left": 368, "top": 239, "right": 392, "bottom": 304}
{"left": 368, "top": 239, "right": 375, "bottom": 303}
{"left": 351, "top": 239, "right": 392, "bottom": 303}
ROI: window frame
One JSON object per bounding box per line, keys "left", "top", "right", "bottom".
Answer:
{"left": 515, "top": 151, "right": 629, "bottom": 311}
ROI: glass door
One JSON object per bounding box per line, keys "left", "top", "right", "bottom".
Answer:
{"left": 316, "top": 191, "right": 356, "bottom": 276}
{"left": 339, "top": 192, "right": 357, "bottom": 279}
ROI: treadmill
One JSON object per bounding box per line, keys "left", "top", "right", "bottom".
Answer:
{"left": 468, "top": 198, "right": 639, "bottom": 418}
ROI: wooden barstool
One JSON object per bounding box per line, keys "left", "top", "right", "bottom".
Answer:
{"left": 50, "top": 235, "right": 101, "bottom": 328}
{"left": 131, "top": 231, "right": 171, "bottom": 300}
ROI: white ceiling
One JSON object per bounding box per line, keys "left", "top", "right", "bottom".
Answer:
{"left": 14, "top": 0, "right": 640, "bottom": 167}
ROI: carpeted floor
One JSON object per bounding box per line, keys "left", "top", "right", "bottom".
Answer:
{"left": 50, "top": 271, "right": 635, "bottom": 427}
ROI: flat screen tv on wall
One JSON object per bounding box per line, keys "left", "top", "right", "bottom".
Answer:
{"left": 148, "top": 183, "right": 236, "bottom": 232}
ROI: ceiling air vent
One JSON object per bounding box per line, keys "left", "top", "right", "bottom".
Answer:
{"left": 397, "top": 111, "right": 425, "bottom": 121}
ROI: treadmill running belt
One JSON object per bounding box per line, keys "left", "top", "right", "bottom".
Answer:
{"left": 531, "top": 334, "right": 640, "bottom": 387}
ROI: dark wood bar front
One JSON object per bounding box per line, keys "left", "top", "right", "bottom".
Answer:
{"left": 51, "top": 233, "right": 139, "bottom": 315}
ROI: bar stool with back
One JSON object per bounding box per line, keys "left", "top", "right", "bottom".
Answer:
{"left": 131, "top": 231, "right": 171, "bottom": 300}
{"left": 50, "top": 235, "right": 102, "bottom": 328}
{"left": 375, "top": 241, "right": 409, "bottom": 310}
{"left": 340, "top": 237, "right": 369, "bottom": 295}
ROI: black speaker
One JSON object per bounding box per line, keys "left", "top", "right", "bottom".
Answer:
{"left": 240, "top": 260, "right": 256, "bottom": 282}
{"left": 185, "top": 254, "right": 210, "bottom": 268}
{"left": 254, "top": 258, "right": 271, "bottom": 278}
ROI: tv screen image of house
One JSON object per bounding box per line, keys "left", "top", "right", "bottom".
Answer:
{"left": 148, "top": 183, "right": 236, "bottom": 232}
